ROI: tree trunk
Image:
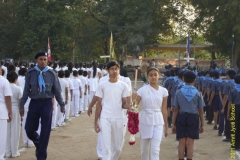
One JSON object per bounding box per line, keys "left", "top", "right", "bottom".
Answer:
{"left": 233, "top": 40, "right": 240, "bottom": 68}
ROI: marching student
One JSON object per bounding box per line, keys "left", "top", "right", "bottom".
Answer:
{"left": 78, "top": 70, "right": 87, "bottom": 113}
{"left": 83, "top": 71, "right": 89, "bottom": 111}
{"left": 208, "top": 71, "right": 222, "bottom": 130}
{"left": 222, "top": 70, "right": 236, "bottom": 142}
{"left": 172, "top": 71, "right": 205, "bottom": 160}
{"left": 135, "top": 67, "right": 168, "bottom": 160}
{"left": 56, "top": 70, "right": 68, "bottom": 126}
{"left": 94, "top": 61, "right": 131, "bottom": 160}
{"left": 5, "top": 71, "right": 22, "bottom": 158}
{"left": 64, "top": 70, "right": 73, "bottom": 121}
{"left": 71, "top": 70, "right": 82, "bottom": 117}
{"left": 227, "top": 74, "right": 240, "bottom": 150}
{"left": 88, "top": 61, "right": 102, "bottom": 103}
{"left": 0, "top": 65, "right": 12, "bottom": 160}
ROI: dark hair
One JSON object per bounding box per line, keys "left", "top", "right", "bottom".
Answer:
{"left": 183, "top": 71, "right": 196, "bottom": 83}
{"left": 106, "top": 61, "right": 119, "bottom": 70}
{"left": 18, "top": 68, "right": 27, "bottom": 76}
{"left": 7, "top": 71, "right": 18, "bottom": 83}
{"left": 83, "top": 71, "right": 88, "bottom": 77}
{"left": 147, "top": 67, "right": 160, "bottom": 75}
{"left": 63, "top": 61, "right": 67, "bottom": 66}
{"left": 164, "top": 70, "right": 170, "bottom": 77}
{"left": 92, "top": 61, "right": 97, "bottom": 78}
{"left": 73, "top": 70, "right": 78, "bottom": 77}
{"left": 53, "top": 62, "right": 58, "bottom": 70}
{"left": 119, "top": 61, "right": 124, "bottom": 66}
{"left": 78, "top": 70, "right": 83, "bottom": 75}
{"left": 179, "top": 70, "right": 186, "bottom": 79}
{"left": 48, "top": 62, "right": 52, "bottom": 67}
{"left": 174, "top": 68, "right": 181, "bottom": 76}
{"left": 65, "top": 70, "right": 70, "bottom": 78}
{"left": 170, "top": 69, "right": 175, "bottom": 76}
{"left": 8, "top": 65, "right": 16, "bottom": 72}
{"left": 234, "top": 75, "right": 240, "bottom": 84}
{"left": 212, "top": 70, "right": 220, "bottom": 79}
{"left": 227, "top": 70, "right": 237, "bottom": 79}
{"left": 75, "top": 63, "right": 79, "bottom": 69}
{"left": 58, "top": 70, "right": 65, "bottom": 78}
{"left": 79, "top": 62, "right": 83, "bottom": 68}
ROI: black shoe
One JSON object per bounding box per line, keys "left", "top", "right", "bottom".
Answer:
{"left": 213, "top": 125, "right": 217, "bottom": 130}
{"left": 222, "top": 138, "right": 230, "bottom": 142}
{"left": 207, "top": 121, "right": 212, "bottom": 124}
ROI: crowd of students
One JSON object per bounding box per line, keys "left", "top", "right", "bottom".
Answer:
{"left": 0, "top": 57, "right": 240, "bottom": 160}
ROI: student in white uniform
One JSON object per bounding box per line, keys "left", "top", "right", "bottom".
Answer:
{"left": 78, "top": 70, "right": 87, "bottom": 113}
{"left": 88, "top": 61, "right": 102, "bottom": 103}
{"left": 71, "top": 70, "right": 82, "bottom": 117}
{"left": 94, "top": 61, "right": 132, "bottom": 160}
{"left": 17, "top": 68, "right": 34, "bottom": 147}
{"left": 64, "top": 70, "right": 73, "bottom": 121}
{"left": 1, "top": 61, "right": 7, "bottom": 78}
{"left": 135, "top": 67, "right": 168, "bottom": 160}
{"left": 0, "top": 66, "right": 12, "bottom": 160}
{"left": 5, "top": 72, "right": 22, "bottom": 158}
{"left": 57, "top": 70, "right": 68, "bottom": 126}
{"left": 83, "top": 71, "right": 89, "bottom": 111}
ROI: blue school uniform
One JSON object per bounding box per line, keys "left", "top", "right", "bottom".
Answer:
{"left": 218, "top": 79, "right": 226, "bottom": 135}
{"left": 210, "top": 78, "right": 222, "bottom": 111}
{"left": 164, "top": 77, "right": 174, "bottom": 108}
{"left": 173, "top": 85, "right": 205, "bottom": 139}
{"left": 228, "top": 87, "right": 240, "bottom": 149}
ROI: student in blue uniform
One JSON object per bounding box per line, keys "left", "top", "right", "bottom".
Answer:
{"left": 227, "top": 74, "right": 240, "bottom": 150}
{"left": 172, "top": 71, "right": 205, "bottom": 160}
{"left": 208, "top": 71, "right": 222, "bottom": 130}
{"left": 222, "top": 70, "right": 236, "bottom": 142}
{"left": 20, "top": 52, "right": 65, "bottom": 160}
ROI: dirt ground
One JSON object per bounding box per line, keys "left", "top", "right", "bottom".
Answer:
{"left": 11, "top": 82, "right": 240, "bottom": 160}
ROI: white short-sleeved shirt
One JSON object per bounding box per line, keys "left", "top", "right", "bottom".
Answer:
{"left": 89, "top": 67, "right": 101, "bottom": 79}
{"left": 71, "top": 77, "right": 82, "bottom": 90}
{"left": 59, "top": 78, "right": 68, "bottom": 99}
{"left": 0, "top": 76, "right": 13, "bottom": 119}
{"left": 101, "top": 69, "right": 108, "bottom": 77}
{"left": 95, "top": 80, "right": 130, "bottom": 118}
{"left": 65, "top": 78, "right": 73, "bottom": 95}
{"left": 79, "top": 76, "right": 87, "bottom": 91}
{"left": 17, "top": 76, "right": 25, "bottom": 90}
{"left": 137, "top": 85, "right": 168, "bottom": 125}
{"left": 62, "top": 66, "right": 68, "bottom": 71}
{"left": 1, "top": 66, "right": 7, "bottom": 78}
{"left": 10, "top": 83, "right": 23, "bottom": 106}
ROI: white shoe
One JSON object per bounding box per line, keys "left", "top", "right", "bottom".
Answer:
{"left": 12, "top": 152, "right": 20, "bottom": 158}
{"left": 5, "top": 154, "right": 11, "bottom": 158}
{"left": 75, "top": 114, "right": 79, "bottom": 117}
{"left": 28, "top": 144, "right": 35, "bottom": 148}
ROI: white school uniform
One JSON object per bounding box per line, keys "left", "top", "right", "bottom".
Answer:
{"left": 88, "top": 67, "right": 101, "bottom": 102}
{"left": 51, "top": 98, "right": 58, "bottom": 129}
{"left": 62, "top": 66, "right": 68, "bottom": 71}
{"left": 78, "top": 75, "right": 87, "bottom": 112}
{"left": 6, "top": 83, "right": 22, "bottom": 157}
{"left": 1, "top": 66, "right": 7, "bottom": 78}
{"left": 65, "top": 78, "right": 73, "bottom": 120}
{"left": 0, "top": 76, "right": 12, "bottom": 160}
{"left": 137, "top": 85, "right": 168, "bottom": 160}
{"left": 57, "top": 78, "right": 68, "bottom": 126}
{"left": 71, "top": 77, "right": 82, "bottom": 116}
{"left": 95, "top": 80, "right": 130, "bottom": 160}
{"left": 17, "top": 76, "right": 34, "bottom": 147}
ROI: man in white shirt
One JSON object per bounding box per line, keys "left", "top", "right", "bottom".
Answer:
{"left": 94, "top": 61, "right": 132, "bottom": 160}
{"left": 0, "top": 65, "right": 12, "bottom": 160}
{"left": 1, "top": 61, "right": 7, "bottom": 78}
{"left": 64, "top": 70, "right": 73, "bottom": 122}
{"left": 78, "top": 70, "right": 87, "bottom": 113}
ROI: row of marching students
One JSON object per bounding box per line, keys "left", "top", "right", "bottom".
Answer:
{"left": 163, "top": 68, "right": 240, "bottom": 158}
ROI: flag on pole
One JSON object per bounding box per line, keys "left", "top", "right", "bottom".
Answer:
{"left": 47, "top": 37, "right": 52, "bottom": 62}
{"left": 110, "top": 32, "right": 115, "bottom": 59}
{"left": 186, "top": 34, "right": 190, "bottom": 62}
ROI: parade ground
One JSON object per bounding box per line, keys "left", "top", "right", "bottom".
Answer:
{"left": 12, "top": 82, "right": 240, "bottom": 160}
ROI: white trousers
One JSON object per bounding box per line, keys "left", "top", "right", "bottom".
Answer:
{"left": 79, "top": 92, "right": 84, "bottom": 112}
{"left": 96, "top": 132, "right": 102, "bottom": 158}
{"left": 51, "top": 98, "right": 58, "bottom": 129}
{"left": 83, "top": 94, "right": 88, "bottom": 111}
{"left": 72, "top": 90, "right": 79, "bottom": 116}
{"left": 6, "top": 105, "right": 20, "bottom": 156}
{"left": 57, "top": 105, "right": 65, "bottom": 126}
{"left": 65, "top": 95, "right": 71, "bottom": 119}
{"left": 22, "top": 110, "right": 34, "bottom": 145}
{"left": 100, "top": 118, "right": 124, "bottom": 160}
{"left": 140, "top": 125, "right": 163, "bottom": 160}
{"left": 0, "top": 120, "right": 7, "bottom": 160}
{"left": 89, "top": 91, "right": 95, "bottom": 104}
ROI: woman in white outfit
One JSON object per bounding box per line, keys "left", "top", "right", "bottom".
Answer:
{"left": 135, "top": 67, "right": 168, "bottom": 160}
{"left": 88, "top": 61, "right": 102, "bottom": 102}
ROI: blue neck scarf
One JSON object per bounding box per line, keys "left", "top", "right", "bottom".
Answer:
{"left": 235, "top": 84, "right": 240, "bottom": 92}
{"left": 229, "top": 79, "right": 235, "bottom": 84}
{"left": 180, "top": 85, "right": 198, "bottom": 102}
{"left": 34, "top": 65, "right": 49, "bottom": 92}
{"left": 178, "top": 81, "right": 185, "bottom": 87}
{"left": 174, "top": 76, "right": 178, "bottom": 82}
{"left": 215, "top": 78, "right": 223, "bottom": 83}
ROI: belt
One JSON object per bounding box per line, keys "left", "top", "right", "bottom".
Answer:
{"left": 33, "top": 98, "right": 51, "bottom": 101}
{"left": 179, "top": 112, "right": 198, "bottom": 115}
